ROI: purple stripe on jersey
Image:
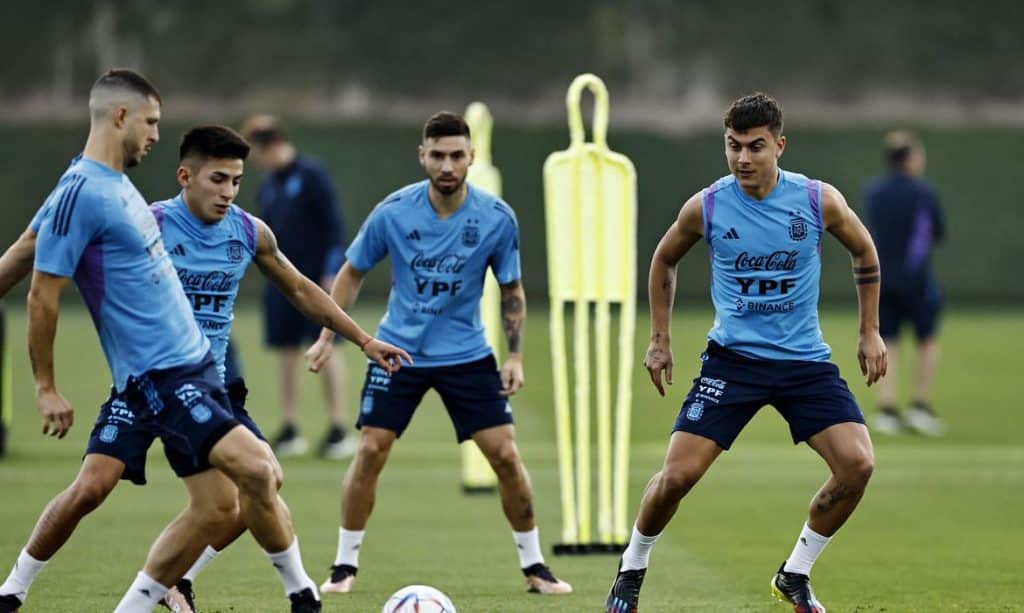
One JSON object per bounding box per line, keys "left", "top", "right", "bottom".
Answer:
{"left": 240, "top": 211, "right": 256, "bottom": 252}
{"left": 905, "top": 207, "right": 933, "bottom": 273}
{"left": 807, "top": 179, "right": 823, "bottom": 256}
{"left": 704, "top": 187, "right": 717, "bottom": 247}
{"left": 74, "top": 240, "right": 105, "bottom": 321}
{"left": 149, "top": 203, "right": 165, "bottom": 230}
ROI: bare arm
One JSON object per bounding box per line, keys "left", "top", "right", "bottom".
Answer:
{"left": 253, "top": 217, "right": 371, "bottom": 346}
{"left": 28, "top": 270, "right": 75, "bottom": 437}
{"left": 498, "top": 280, "right": 526, "bottom": 395}
{"left": 500, "top": 280, "right": 525, "bottom": 356}
{"left": 821, "top": 182, "right": 887, "bottom": 385}
{"left": 0, "top": 228, "right": 37, "bottom": 298}
{"left": 645, "top": 192, "right": 704, "bottom": 396}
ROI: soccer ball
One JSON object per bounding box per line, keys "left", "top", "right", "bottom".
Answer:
{"left": 381, "top": 584, "right": 457, "bottom": 612}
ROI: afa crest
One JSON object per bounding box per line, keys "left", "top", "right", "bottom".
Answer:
{"left": 788, "top": 214, "right": 808, "bottom": 241}
{"left": 461, "top": 226, "right": 480, "bottom": 247}
{"left": 227, "top": 242, "right": 244, "bottom": 263}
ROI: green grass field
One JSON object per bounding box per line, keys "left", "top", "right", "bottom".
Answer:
{"left": 1, "top": 306, "right": 1022, "bottom": 612}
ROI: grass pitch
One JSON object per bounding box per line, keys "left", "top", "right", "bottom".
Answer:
{"left": 1, "top": 306, "right": 1021, "bottom": 612}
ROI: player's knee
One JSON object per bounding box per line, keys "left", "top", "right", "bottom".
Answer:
{"left": 235, "top": 458, "right": 278, "bottom": 497}
{"left": 356, "top": 435, "right": 393, "bottom": 469}
{"left": 842, "top": 454, "right": 874, "bottom": 488}
{"left": 67, "top": 478, "right": 114, "bottom": 515}
{"left": 486, "top": 442, "right": 521, "bottom": 479}
{"left": 659, "top": 467, "right": 700, "bottom": 501}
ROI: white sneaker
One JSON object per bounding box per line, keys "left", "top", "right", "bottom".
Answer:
{"left": 872, "top": 410, "right": 904, "bottom": 435}
{"left": 320, "top": 434, "right": 358, "bottom": 460}
{"left": 905, "top": 407, "right": 947, "bottom": 437}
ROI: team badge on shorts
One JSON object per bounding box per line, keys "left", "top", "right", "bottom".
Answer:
{"left": 788, "top": 213, "right": 808, "bottom": 241}
{"left": 99, "top": 424, "right": 119, "bottom": 443}
{"left": 686, "top": 400, "right": 704, "bottom": 421}
{"left": 190, "top": 403, "right": 213, "bottom": 423}
{"left": 361, "top": 395, "right": 375, "bottom": 415}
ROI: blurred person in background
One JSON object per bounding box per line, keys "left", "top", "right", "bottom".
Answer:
{"left": 241, "top": 115, "right": 354, "bottom": 458}
{"left": 864, "top": 131, "right": 946, "bottom": 436}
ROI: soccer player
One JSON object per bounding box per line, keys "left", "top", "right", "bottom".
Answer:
{"left": 604, "top": 93, "right": 885, "bottom": 613}
{"left": 0, "top": 124, "right": 412, "bottom": 612}
{"left": 305, "top": 112, "right": 572, "bottom": 596}
{"left": 0, "top": 70, "right": 323, "bottom": 613}
{"left": 241, "top": 115, "right": 353, "bottom": 459}
{"left": 864, "top": 131, "right": 946, "bottom": 436}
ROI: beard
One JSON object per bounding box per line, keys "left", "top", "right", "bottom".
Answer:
{"left": 431, "top": 174, "right": 464, "bottom": 196}
{"left": 122, "top": 141, "right": 144, "bottom": 169}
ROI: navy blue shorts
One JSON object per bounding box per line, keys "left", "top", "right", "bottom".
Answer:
{"left": 879, "top": 286, "right": 942, "bottom": 341}
{"left": 262, "top": 288, "right": 339, "bottom": 347}
{"left": 85, "top": 355, "right": 241, "bottom": 485}
{"left": 674, "top": 342, "right": 865, "bottom": 450}
{"left": 357, "top": 354, "right": 513, "bottom": 442}
{"left": 225, "top": 377, "right": 266, "bottom": 443}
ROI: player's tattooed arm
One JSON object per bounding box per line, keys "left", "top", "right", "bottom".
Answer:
{"left": 500, "top": 280, "right": 525, "bottom": 355}
{"left": 821, "top": 183, "right": 887, "bottom": 385}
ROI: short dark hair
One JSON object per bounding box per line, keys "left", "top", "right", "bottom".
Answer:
{"left": 423, "top": 112, "right": 470, "bottom": 140}
{"left": 884, "top": 130, "right": 919, "bottom": 169}
{"left": 724, "top": 92, "right": 783, "bottom": 136}
{"left": 241, "top": 115, "right": 287, "bottom": 147}
{"left": 179, "top": 125, "right": 250, "bottom": 162}
{"left": 92, "top": 69, "right": 161, "bottom": 104}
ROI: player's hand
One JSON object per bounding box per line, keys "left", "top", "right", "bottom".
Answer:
{"left": 857, "top": 331, "right": 887, "bottom": 387}
{"left": 363, "top": 339, "right": 413, "bottom": 373}
{"left": 500, "top": 354, "right": 525, "bottom": 396}
{"left": 37, "top": 387, "right": 74, "bottom": 438}
{"left": 305, "top": 331, "right": 335, "bottom": 373}
{"left": 644, "top": 334, "right": 674, "bottom": 397}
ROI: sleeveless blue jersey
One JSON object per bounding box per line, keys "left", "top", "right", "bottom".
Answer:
{"left": 151, "top": 194, "right": 257, "bottom": 381}
{"left": 31, "top": 158, "right": 209, "bottom": 391}
{"left": 702, "top": 170, "right": 831, "bottom": 361}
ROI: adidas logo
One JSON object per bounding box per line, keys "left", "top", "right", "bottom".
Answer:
{"left": 169, "top": 244, "right": 186, "bottom": 256}
{"left": 405, "top": 230, "right": 421, "bottom": 241}
{"left": 722, "top": 228, "right": 740, "bottom": 240}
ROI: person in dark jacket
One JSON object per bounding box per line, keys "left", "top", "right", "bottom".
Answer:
{"left": 242, "top": 115, "right": 355, "bottom": 458}
{"left": 864, "top": 131, "right": 946, "bottom": 436}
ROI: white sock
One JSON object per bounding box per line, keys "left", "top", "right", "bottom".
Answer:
{"left": 267, "top": 538, "right": 318, "bottom": 598}
{"left": 620, "top": 523, "right": 661, "bottom": 571}
{"left": 183, "top": 545, "right": 220, "bottom": 582}
{"left": 513, "top": 528, "right": 545, "bottom": 569}
{"left": 783, "top": 523, "right": 831, "bottom": 576}
{"left": 113, "top": 571, "right": 168, "bottom": 613}
{"left": 334, "top": 528, "right": 365, "bottom": 567}
{"left": 0, "top": 549, "right": 47, "bottom": 602}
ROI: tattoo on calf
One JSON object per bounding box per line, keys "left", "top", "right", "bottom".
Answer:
{"left": 815, "top": 482, "right": 854, "bottom": 512}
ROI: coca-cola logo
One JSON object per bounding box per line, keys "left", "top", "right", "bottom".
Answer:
{"left": 411, "top": 253, "right": 467, "bottom": 274}
{"left": 177, "top": 269, "right": 236, "bottom": 292}
{"left": 734, "top": 250, "right": 798, "bottom": 272}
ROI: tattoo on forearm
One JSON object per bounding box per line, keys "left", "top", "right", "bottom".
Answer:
{"left": 501, "top": 294, "right": 524, "bottom": 353}
{"left": 855, "top": 275, "right": 880, "bottom": 285}
{"left": 853, "top": 263, "right": 880, "bottom": 286}
{"left": 661, "top": 276, "right": 674, "bottom": 291}
{"left": 853, "top": 265, "right": 879, "bottom": 274}
{"left": 815, "top": 482, "right": 854, "bottom": 512}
